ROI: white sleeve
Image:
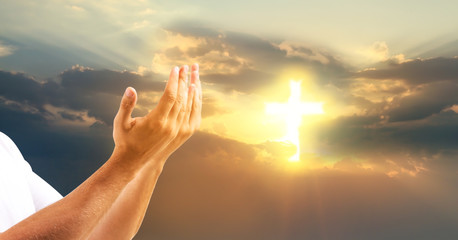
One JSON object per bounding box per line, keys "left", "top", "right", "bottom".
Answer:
{"left": 25, "top": 170, "right": 63, "bottom": 211}
{"left": 1, "top": 132, "right": 63, "bottom": 212}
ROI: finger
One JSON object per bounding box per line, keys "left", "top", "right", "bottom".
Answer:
{"left": 175, "top": 65, "right": 190, "bottom": 124}
{"left": 168, "top": 65, "right": 188, "bottom": 121}
{"left": 152, "top": 66, "right": 179, "bottom": 119}
{"left": 190, "top": 63, "right": 199, "bottom": 88}
{"left": 189, "top": 82, "right": 201, "bottom": 129}
{"left": 191, "top": 63, "right": 202, "bottom": 105}
{"left": 114, "top": 87, "right": 137, "bottom": 129}
{"left": 184, "top": 83, "right": 196, "bottom": 124}
{"left": 189, "top": 63, "right": 201, "bottom": 128}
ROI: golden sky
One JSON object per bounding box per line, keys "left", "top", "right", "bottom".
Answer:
{"left": 1, "top": 1, "right": 458, "bottom": 239}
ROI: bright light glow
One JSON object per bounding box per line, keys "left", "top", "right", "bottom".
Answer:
{"left": 266, "top": 80, "right": 324, "bottom": 162}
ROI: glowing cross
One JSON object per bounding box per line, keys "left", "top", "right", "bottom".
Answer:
{"left": 265, "top": 80, "right": 324, "bottom": 162}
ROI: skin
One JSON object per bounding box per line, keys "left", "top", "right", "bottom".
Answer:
{"left": 0, "top": 63, "right": 202, "bottom": 240}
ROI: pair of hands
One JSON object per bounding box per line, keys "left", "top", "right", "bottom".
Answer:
{"left": 113, "top": 64, "right": 202, "bottom": 166}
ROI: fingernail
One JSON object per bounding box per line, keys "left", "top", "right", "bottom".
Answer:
{"left": 174, "top": 66, "right": 179, "bottom": 73}
{"left": 125, "top": 87, "right": 134, "bottom": 98}
{"left": 184, "top": 65, "right": 189, "bottom": 72}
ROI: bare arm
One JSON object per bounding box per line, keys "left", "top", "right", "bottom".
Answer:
{"left": 0, "top": 64, "right": 202, "bottom": 240}
{"left": 87, "top": 63, "right": 201, "bottom": 240}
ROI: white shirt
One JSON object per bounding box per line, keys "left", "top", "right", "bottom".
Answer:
{"left": 0, "top": 132, "right": 63, "bottom": 232}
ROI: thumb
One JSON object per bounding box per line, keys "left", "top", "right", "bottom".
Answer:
{"left": 115, "top": 87, "right": 137, "bottom": 128}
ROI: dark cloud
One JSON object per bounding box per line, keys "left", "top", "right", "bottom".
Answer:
{"left": 0, "top": 65, "right": 226, "bottom": 194}
{"left": 390, "top": 110, "right": 458, "bottom": 152}
{"left": 314, "top": 109, "right": 458, "bottom": 158}
{"left": 386, "top": 80, "right": 458, "bottom": 122}
{"left": 0, "top": 102, "right": 113, "bottom": 195}
{"left": 58, "top": 111, "right": 84, "bottom": 121}
{"left": 60, "top": 66, "right": 165, "bottom": 94}
{"left": 0, "top": 71, "right": 47, "bottom": 110}
{"left": 0, "top": 68, "right": 166, "bottom": 125}
{"left": 347, "top": 57, "right": 458, "bottom": 129}
{"left": 357, "top": 57, "right": 458, "bottom": 85}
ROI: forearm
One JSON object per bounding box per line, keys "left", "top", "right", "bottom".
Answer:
{"left": 0, "top": 149, "right": 143, "bottom": 240}
{"left": 87, "top": 64, "right": 201, "bottom": 239}
{"left": 87, "top": 158, "right": 166, "bottom": 240}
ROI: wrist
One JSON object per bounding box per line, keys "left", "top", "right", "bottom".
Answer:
{"left": 109, "top": 146, "right": 145, "bottom": 175}
{"left": 111, "top": 145, "right": 168, "bottom": 174}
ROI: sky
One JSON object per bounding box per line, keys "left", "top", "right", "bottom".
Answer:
{"left": 1, "top": 0, "right": 458, "bottom": 239}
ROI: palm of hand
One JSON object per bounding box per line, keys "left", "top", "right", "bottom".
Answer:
{"left": 113, "top": 64, "right": 201, "bottom": 165}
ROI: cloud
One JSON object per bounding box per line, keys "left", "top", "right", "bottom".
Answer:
{"left": 357, "top": 57, "right": 458, "bottom": 85}
{"left": 0, "top": 41, "right": 15, "bottom": 57}
{"left": 385, "top": 80, "right": 458, "bottom": 122}
{"left": 313, "top": 109, "right": 458, "bottom": 171}
{"left": 353, "top": 41, "right": 406, "bottom": 66}
{"left": 351, "top": 57, "right": 458, "bottom": 123}
{"left": 0, "top": 67, "right": 166, "bottom": 125}
{"left": 134, "top": 131, "right": 458, "bottom": 240}
{"left": 148, "top": 25, "right": 457, "bottom": 181}
{"left": 1, "top": 62, "right": 457, "bottom": 240}
{"left": 0, "top": 65, "right": 170, "bottom": 193}
{"left": 152, "top": 29, "right": 249, "bottom": 77}
{"left": 2, "top": 27, "right": 449, "bottom": 167}
{"left": 60, "top": 65, "right": 165, "bottom": 95}
{"left": 3, "top": 100, "right": 455, "bottom": 240}
{"left": 278, "top": 41, "right": 331, "bottom": 65}
{"left": 0, "top": 71, "right": 47, "bottom": 110}
{"left": 153, "top": 24, "right": 350, "bottom": 94}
